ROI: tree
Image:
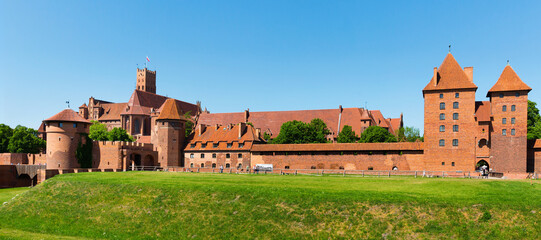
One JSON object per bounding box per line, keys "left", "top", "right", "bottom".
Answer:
{"left": 527, "top": 100, "right": 541, "bottom": 140}
{"left": 263, "top": 132, "right": 272, "bottom": 141}
{"left": 359, "top": 126, "right": 397, "bottom": 143}
{"left": 7, "top": 125, "right": 46, "bottom": 153}
{"left": 76, "top": 134, "right": 93, "bottom": 168}
{"left": 271, "top": 118, "right": 330, "bottom": 144}
{"left": 396, "top": 126, "right": 422, "bottom": 142}
{"left": 184, "top": 112, "right": 194, "bottom": 137}
{"left": 89, "top": 121, "right": 109, "bottom": 141}
{"left": 108, "top": 127, "right": 134, "bottom": 142}
{"left": 0, "top": 124, "right": 13, "bottom": 153}
{"left": 337, "top": 125, "right": 358, "bottom": 143}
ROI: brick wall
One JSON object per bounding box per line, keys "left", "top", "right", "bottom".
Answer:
{"left": 0, "top": 153, "right": 29, "bottom": 165}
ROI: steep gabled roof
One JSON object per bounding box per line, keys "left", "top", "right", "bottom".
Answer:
{"left": 157, "top": 99, "right": 185, "bottom": 120}
{"left": 423, "top": 53, "right": 478, "bottom": 93}
{"left": 475, "top": 101, "right": 491, "bottom": 122}
{"left": 122, "top": 90, "right": 199, "bottom": 117}
{"left": 98, "top": 103, "right": 127, "bottom": 121}
{"left": 44, "top": 109, "right": 91, "bottom": 124}
{"left": 487, "top": 65, "right": 532, "bottom": 97}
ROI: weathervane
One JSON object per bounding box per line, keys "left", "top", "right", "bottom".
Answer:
{"left": 507, "top": 60, "right": 510, "bottom": 66}
{"left": 66, "top": 100, "right": 70, "bottom": 109}
{"left": 449, "top": 44, "right": 451, "bottom": 53}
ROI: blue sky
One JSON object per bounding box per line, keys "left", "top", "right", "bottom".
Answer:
{"left": 1, "top": 1, "right": 540, "bottom": 133}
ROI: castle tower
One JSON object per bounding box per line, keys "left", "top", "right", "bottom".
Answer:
{"left": 136, "top": 68, "right": 156, "bottom": 94}
{"left": 487, "top": 65, "right": 532, "bottom": 172}
{"left": 43, "top": 109, "right": 91, "bottom": 169}
{"left": 79, "top": 103, "right": 88, "bottom": 119}
{"left": 152, "top": 99, "right": 187, "bottom": 167}
{"left": 423, "top": 53, "right": 478, "bottom": 171}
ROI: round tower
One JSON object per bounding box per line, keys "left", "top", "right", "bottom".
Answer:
{"left": 43, "top": 109, "right": 91, "bottom": 170}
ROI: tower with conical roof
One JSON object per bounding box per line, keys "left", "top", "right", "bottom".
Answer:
{"left": 43, "top": 109, "right": 92, "bottom": 169}
{"left": 487, "top": 64, "right": 532, "bottom": 172}
{"left": 151, "top": 99, "right": 188, "bottom": 167}
{"left": 422, "top": 53, "right": 478, "bottom": 171}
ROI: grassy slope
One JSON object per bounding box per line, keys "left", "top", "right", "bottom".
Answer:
{"left": 0, "top": 187, "right": 29, "bottom": 204}
{"left": 0, "top": 172, "right": 540, "bottom": 239}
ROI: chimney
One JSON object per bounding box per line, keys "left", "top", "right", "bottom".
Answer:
{"left": 215, "top": 124, "right": 219, "bottom": 130}
{"left": 244, "top": 108, "right": 250, "bottom": 122}
{"left": 238, "top": 122, "right": 247, "bottom": 139}
{"left": 256, "top": 128, "right": 261, "bottom": 139}
{"left": 464, "top": 67, "right": 473, "bottom": 82}
{"left": 198, "top": 124, "right": 206, "bottom": 136}
{"left": 433, "top": 67, "right": 438, "bottom": 86}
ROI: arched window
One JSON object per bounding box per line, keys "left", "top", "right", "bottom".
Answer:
{"left": 439, "top": 93, "right": 444, "bottom": 99}
{"left": 452, "top": 139, "right": 458, "bottom": 146}
{"left": 511, "top": 129, "right": 516, "bottom": 136}
{"left": 453, "top": 113, "right": 459, "bottom": 120}
{"left": 440, "top": 113, "right": 445, "bottom": 120}
{"left": 212, "top": 153, "right": 216, "bottom": 158}
{"left": 237, "top": 163, "right": 242, "bottom": 169}
{"left": 226, "top": 153, "right": 230, "bottom": 158}
{"left": 439, "top": 125, "right": 445, "bottom": 132}
{"left": 238, "top": 153, "right": 242, "bottom": 158}
{"left": 502, "top": 118, "right": 507, "bottom": 124}
{"left": 190, "top": 163, "right": 194, "bottom": 168}
{"left": 453, "top": 102, "right": 459, "bottom": 109}
{"left": 502, "top": 105, "right": 507, "bottom": 112}
{"left": 212, "top": 163, "right": 216, "bottom": 168}
{"left": 511, "top": 105, "right": 516, "bottom": 111}
{"left": 310, "top": 166, "right": 316, "bottom": 169}
{"left": 439, "top": 139, "right": 445, "bottom": 146}
{"left": 440, "top": 102, "right": 445, "bottom": 110}
{"left": 190, "top": 153, "right": 194, "bottom": 159}
{"left": 453, "top": 125, "right": 459, "bottom": 132}
{"left": 200, "top": 153, "right": 205, "bottom": 158}
{"left": 225, "top": 163, "right": 230, "bottom": 168}
{"left": 200, "top": 163, "right": 204, "bottom": 168}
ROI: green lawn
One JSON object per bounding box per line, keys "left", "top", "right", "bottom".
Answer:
{"left": 0, "top": 187, "right": 29, "bottom": 204}
{"left": 0, "top": 172, "right": 540, "bottom": 239}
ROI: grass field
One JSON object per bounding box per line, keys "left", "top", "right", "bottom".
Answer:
{"left": 0, "top": 172, "right": 540, "bottom": 239}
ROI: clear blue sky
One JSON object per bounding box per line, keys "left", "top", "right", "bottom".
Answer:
{"left": 1, "top": 0, "right": 540, "bottom": 133}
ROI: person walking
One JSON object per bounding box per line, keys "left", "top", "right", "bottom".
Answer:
{"left": 220, "top": 165, "right": 224, "bottom": 173}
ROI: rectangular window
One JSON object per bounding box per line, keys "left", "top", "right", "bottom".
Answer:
{"left": 453, "top": 113, "right": 459, "bottom": 120}
{"left": 455, "top": 93, "right": 459, "bottom": 98}
{"left": 440, "top": 113, "right": 445, "bottom": 120}
{"left": 452, "top": 162, "right": 455, "bottom": 166}
{"left": 511, "top": 118, "right": 516, "bottom": 124}
{"left": 213, "top": 143, "right": 218, "bottom": 148}
{"left": 502, "top": 129, "right": 507, "bottom": 136}
{"left": 201, "top": 143, "right": 207, "bottom": 148}
{"left": 440, "top": 93, "right": 444, "bottom": 99}
{"left": 200, "top": 153, "right": 205, "bottom": 158}
{"left": 73, "top": 123, "right": 77, "bottom": 128}
{"left": 59, "top": 122, "right": 63, "bottom": 127}
{"left": 502, "top": 105, "right": 507, "bottom": 112}
{"left": 227, "top": 143, "right": 232, "bottom": 148}
{"left": 439, "top": 139, "right": 445, "bottom": 146}
{"left": 500, "top": 93, "right": 504, "bottom": 98}
{"left": 452, "top": 139, "right": 458, "bottom": 146}
{"left": 190, "top": 144, "right": 196, "bottom": 148}
{"left": 439, "top": 125, "right": 445, "bottom": 132}
{"left": 453, "top": 125, "right": 459, "bottom": 132}
{"left": 511, "top": 105, "right": 516, "bottom": 111}
{"left": 441, "top": 162, "right": 445, "bottom": 166}
{"left": 511, "top": 129, "right": 516, "bottom": 136}
{"left": 212, "top": 153, "right": 216, "bottom": 158}
{"left": 453, "top": 102, "right": 459, "bottom": 109}
{"left": 502, "top": 118, "right": 507, "bottom": 124}
{"left": 238, "top": 143, "right": 244, "bottom": 148}
{"left": 190, "top": 153, "right": 194, "bottom": 159}
{"left": 440, "top": 102, "right": 445, "bottom": 110}
{"left": 226, "top": 153, "right": 230, "bottom": 158}
{"left": 516, "top": 92, "right": 520, "bottom": 97}
{"left": 238, "top": 153, "right": 242, "bottom": 158}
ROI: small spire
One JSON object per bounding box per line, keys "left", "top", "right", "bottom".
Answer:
{"left": 448, "top": 44, "right": 451, "bottom": 53}
{"left": 507, "top": 60, "right": 510, "bottom": 66}
{"left": 66, "top": 100, "right": 70, "bottom": 109}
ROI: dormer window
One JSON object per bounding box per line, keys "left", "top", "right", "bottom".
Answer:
{"left": 190, "top": 144, "right": 196, "bottom": 148}
{"left": 238, "top": 143, "right": 244, "bottom": 148}
{"left": 227, "top": 143, "right": 232, "bottom": 148}
{"left": 213, "top": 143, "right": 218, "bottom": 148}
{"left": 201, "top": 143, "right": 207, "bottom": 148}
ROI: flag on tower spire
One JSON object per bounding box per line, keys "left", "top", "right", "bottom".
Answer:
{"left": 146, "top": 56, "right": 150, "bottom": 62}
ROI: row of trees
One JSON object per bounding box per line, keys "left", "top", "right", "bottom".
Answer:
{"left": 527, "top": 100, "right": 541, "bottom": 140}
{"left": 269, "top": 118, "right": 422, "bottom": 144}
{"left": 88, "top": 121, "right": 135, "bottom": 142}
{"left": 0, "top": 124, "right": 46, "bottom": 154}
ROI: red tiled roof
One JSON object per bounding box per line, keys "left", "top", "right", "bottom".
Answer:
{"left": 487, "top": 65, "right": 532, "bottom": 97}
{"left": 79, "top": 103, "right": 87, "bottom": 108}
{"left": 423, "top": 53, "right": 478, "bottom": 93}
{"left": 44, "top": 109, "right": 92, "bottom": 124}
{"left": 157, "top": 99, "right": 186, "bottom": 120}
{"left": 98, "top": 103, "right": 127, "bottom": 121}
{"left": 389, "top": 118, "right": 402, "bottom": 134}
{"left": 475, "top": 101, "right": 491, "bottom": 122}
{"left": 198, "top": 108, "right": 397, "bottom": 138}
{"left": 185, "top": 124, "right": 264, "bottom": 151}
{"left": 122, "top": 90, "right": 199, "bottom": 117}
{"left": 37, "top": 122, "right": 45, "bottom": 133}
{"left": 251, "top": 142, "right": 423, "bottom": 152}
